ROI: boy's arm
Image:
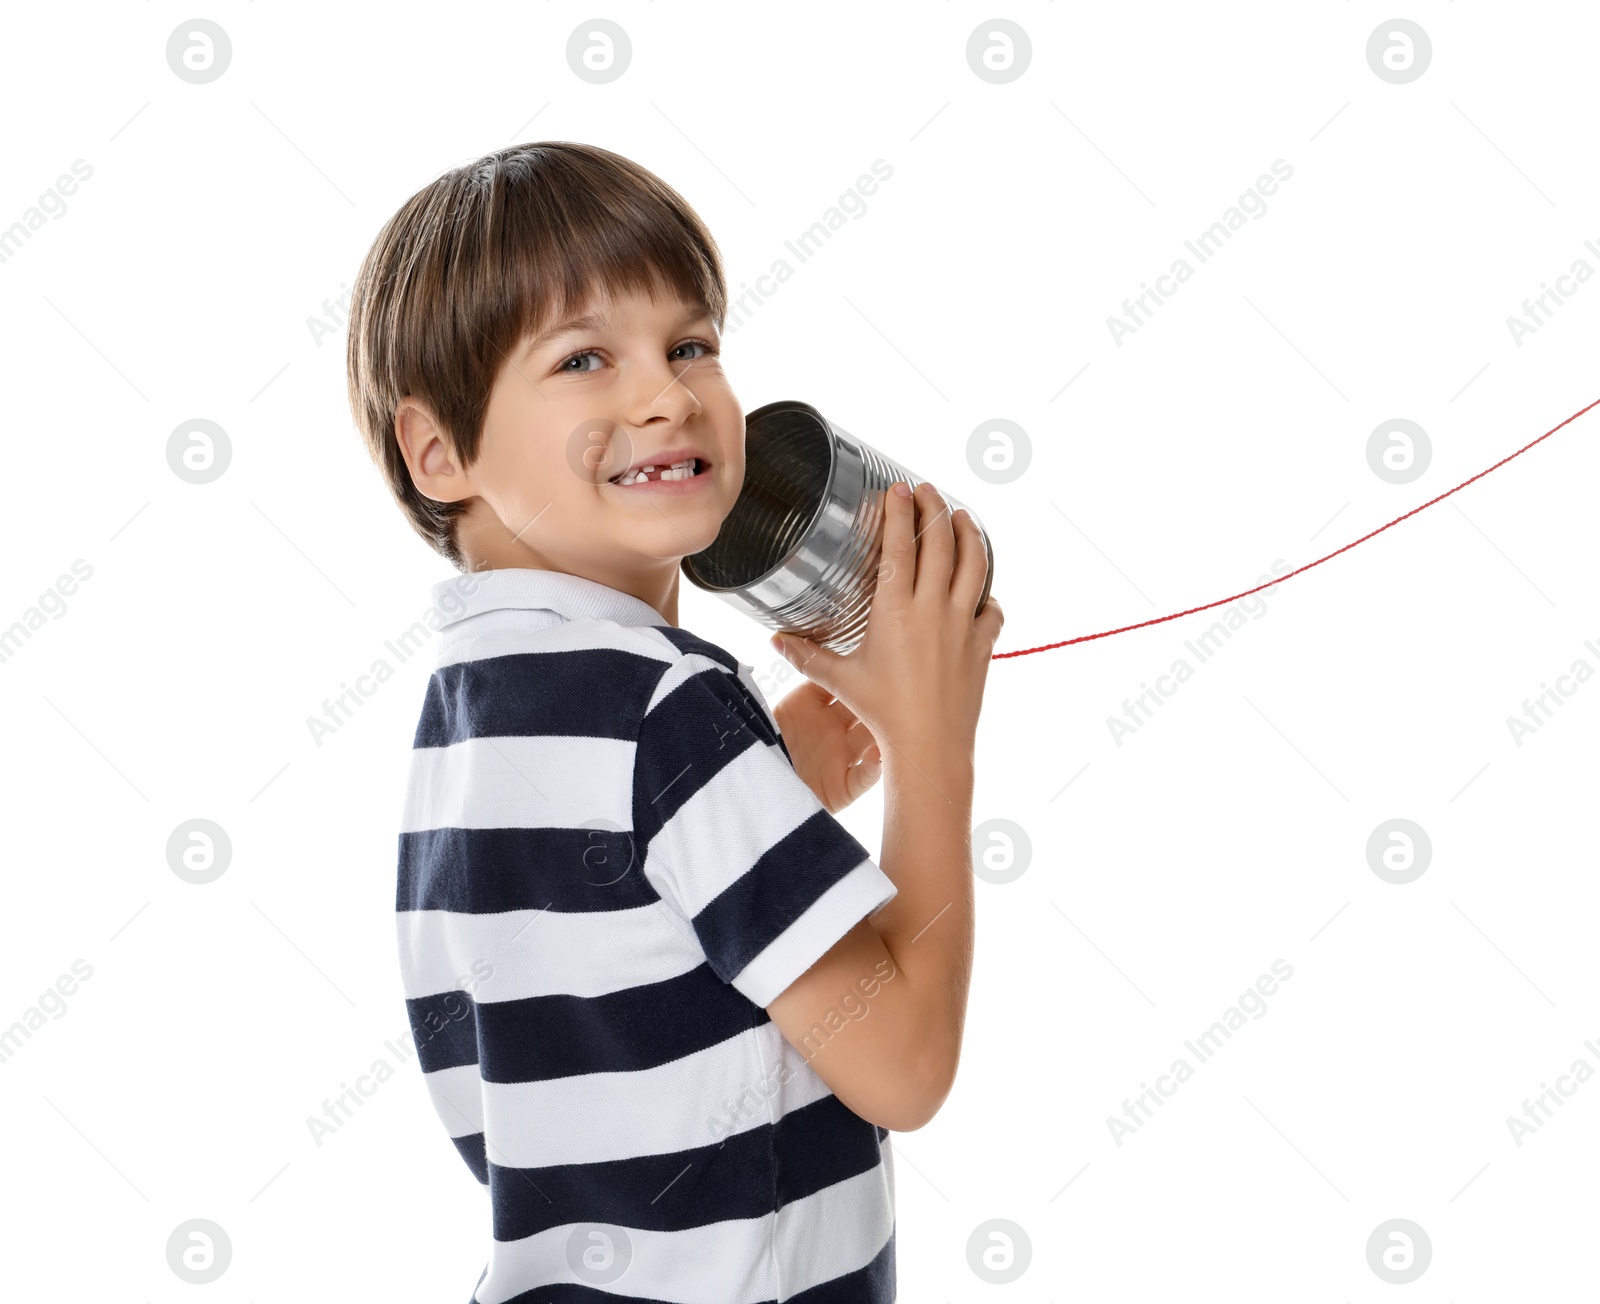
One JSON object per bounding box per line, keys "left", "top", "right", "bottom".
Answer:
{"left": 762, "top": 479, "right": 1000, "bottom": 1133}
{"left": 765, "top": 749, "right": 975, "bottom": 1132}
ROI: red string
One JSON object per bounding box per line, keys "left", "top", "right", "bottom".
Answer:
{"left": 992, "top": 395, "right": 1600, "bottom": 661}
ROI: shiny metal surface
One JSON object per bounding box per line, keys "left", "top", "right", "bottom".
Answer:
{"left": 682, "top": 399, "right": 995, "bottom": 655}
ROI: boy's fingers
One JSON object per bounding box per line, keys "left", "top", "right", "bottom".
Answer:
{"left": 977, "top": 594, "right": 1005, "bottom": 644}
{"left": 912, "top": 481, "right": 955, "bottom": 601}
{"left": 875, "top": 480, "right": 916, "bottom": 607}
{"left": 949, "top": 507, "right": 989, "bottom": 612}
{"left": 845, "top": 724, "right": 876, "bottom": 765}
{"left": 773, "top": 632, "right": 853, "bottom": 701}
{"left": 831, "top": 697, "right": 864, "bottom": 730}
{"left": 845, "top": 747, "right": 884, "bottom": 803}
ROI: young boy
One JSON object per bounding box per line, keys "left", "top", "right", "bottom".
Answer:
{"left": 346, "top": 142, "right": 1002, "bottom": 1302}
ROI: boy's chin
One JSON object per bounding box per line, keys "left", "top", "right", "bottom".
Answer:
{"left": 668, "top": 519, "right": 725, "bottom": 558}
{"left": 618, "top": 514, "right": 723, "bottom": 558}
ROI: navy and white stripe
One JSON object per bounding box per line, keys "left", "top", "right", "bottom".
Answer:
{"left": 394, "top": 568, "right": 898, "bottom": 1303}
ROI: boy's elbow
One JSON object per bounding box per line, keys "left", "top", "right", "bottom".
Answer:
{"left": 857, "top": 1054, "right": 958, "bottom": 1133}
{"left": 873, "top": 1096, "right": 940, "bottom": 1133}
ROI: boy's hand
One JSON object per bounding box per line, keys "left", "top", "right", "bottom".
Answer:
{"left": 770, "top": 480, "right": 1003, "bottom": 785}
{"left": 772, "top": 680, "right": 883, "bottom": 813}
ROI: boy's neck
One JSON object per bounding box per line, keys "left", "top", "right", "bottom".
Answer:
{"left": 456, "top": 502, "right": 683, "bottom": 625}
{"left": 624, "top": 564, "right": 680, "bottom": 627}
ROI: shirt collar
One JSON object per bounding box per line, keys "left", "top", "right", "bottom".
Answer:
{"left": 430, "top": 567, "right": 671, "bottom": 630}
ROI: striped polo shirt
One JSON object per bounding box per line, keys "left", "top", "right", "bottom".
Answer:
{"left": 394, "top": 566, "right": 900, "bottom": 1303}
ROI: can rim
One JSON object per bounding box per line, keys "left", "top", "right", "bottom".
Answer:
{"left": 680, "top": 398, "right": 837, "bottom": 594}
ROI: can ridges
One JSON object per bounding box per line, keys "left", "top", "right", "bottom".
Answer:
{"left": 681, "top": 400, "right": 993, "bottom": 656}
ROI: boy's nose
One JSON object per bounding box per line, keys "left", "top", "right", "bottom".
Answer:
{"left": 621, "top": 356, "right": 703, "bottom": 430}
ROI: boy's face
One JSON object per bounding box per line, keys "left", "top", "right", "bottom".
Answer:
{"left": 402, "top": 283, "right": 743, "bottom": 605}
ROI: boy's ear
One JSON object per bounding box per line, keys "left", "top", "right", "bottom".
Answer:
{"left": 395, "top": 397, "right": 473, "bottom": 504}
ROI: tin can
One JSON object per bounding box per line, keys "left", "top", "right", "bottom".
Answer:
{"left": 682, "top": 399, "right": 996, "bottom": 655}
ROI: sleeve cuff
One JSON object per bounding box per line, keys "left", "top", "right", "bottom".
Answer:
{"left": 730, "top": 858, "right": 898, "bottom": 1008}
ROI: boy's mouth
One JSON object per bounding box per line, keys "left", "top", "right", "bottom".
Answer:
{"left": 608, "top": 455, "right": 710, "bottom": 488}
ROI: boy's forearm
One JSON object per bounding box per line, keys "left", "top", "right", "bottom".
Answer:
{"left": 762, "top": 744, "right": 975, "bottom": 1132}
{"left": 866, "top": 746, "right": 976, "bottom": 1105}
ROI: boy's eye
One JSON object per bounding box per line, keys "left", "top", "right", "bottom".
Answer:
{"left": 559, "top": 349, "right": 604, "bottom": 373}
{"left": 560, "top": 339, "right": 716, "bottom": 374}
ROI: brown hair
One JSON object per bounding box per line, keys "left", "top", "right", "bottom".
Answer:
{"left": 345, "top": 141, "right": 728, "bottom": 568}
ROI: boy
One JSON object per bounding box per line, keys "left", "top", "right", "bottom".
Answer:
{"left": 346, "top": 142, "right": 1002, "bottom": 1302}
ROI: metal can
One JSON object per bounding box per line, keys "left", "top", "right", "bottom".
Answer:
{"left": 682, "top": 399, "right": 996, "bottom": 655}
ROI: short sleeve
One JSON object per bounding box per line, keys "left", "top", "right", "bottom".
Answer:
{"left": 631, "top": 655, "right": 898, "bottom": 1008}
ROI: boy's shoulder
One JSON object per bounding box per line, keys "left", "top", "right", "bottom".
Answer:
{"left": 646, "top": 623, "right": 779, "bottom": 732}
{"left": 420, "top": 593, "right": 773, "bottom": 749}
{"left": 649, "top": 621, "right": 741, "bottom": 674}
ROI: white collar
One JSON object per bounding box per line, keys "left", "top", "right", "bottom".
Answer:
{"left": 429, "top": 567, "right": 671, "bottom": 630}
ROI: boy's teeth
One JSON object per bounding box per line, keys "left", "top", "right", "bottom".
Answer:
{"left": 617, "top": 458, "right": 698, "bottom": 485}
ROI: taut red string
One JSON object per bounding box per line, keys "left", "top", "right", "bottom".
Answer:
{"left": 992, "top": 395, "right": 1600, "bottom": 660}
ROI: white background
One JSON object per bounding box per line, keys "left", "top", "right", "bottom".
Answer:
{"left": 2, "top": 1, "right": 1597, "bottom": 1299}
